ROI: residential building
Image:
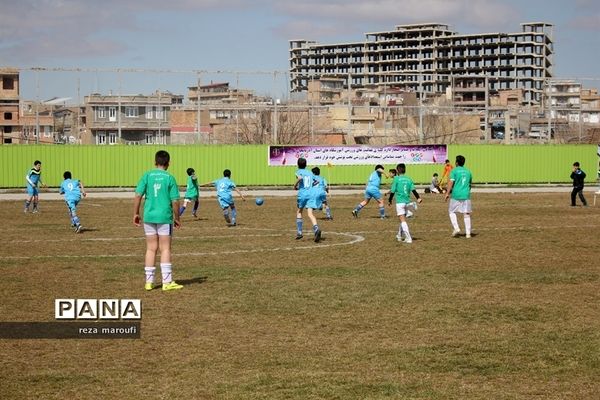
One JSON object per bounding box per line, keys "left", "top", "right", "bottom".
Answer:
{"left": 290, "top": 22, "right": 553, "bottom": 105}
{"left": 53, "top": 106, "right": 88, "bottom": 144}
{"left": 187, "top": 82, "right": 256, "bottom": 104}
{"left": 19, "top": 101, "right": 55, "bottom": 144}
{"left": 0, "top": 68, "right": 19, "bottom": 144}
{"left": 547, "top": 80, "right": 581, "bottom": 122}
{"left": 308, "top": 77, "right": 345, "bottom": 105}
{"left": 450, "top": 75, "right": 489, "bottom": 109}
{"left": 85, "top": 91, "right": 182, "bottom": 145}
{"left": 581, "top": 88, "right": 600, "bottom": 124}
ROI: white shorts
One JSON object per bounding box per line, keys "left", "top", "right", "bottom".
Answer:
{"left": 143, "top": 223, "right": 172, "bottom": 236}
{"left": 395, "top": 203, "right": 408, "bottom": 216}
{"left": 448, "top": 199, "right": 472, "bottom": 214}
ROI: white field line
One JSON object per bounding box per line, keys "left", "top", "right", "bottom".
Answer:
{"left": 7, "top": 234, "right": 283, "bottom": 244}
{"left": 352, "top": 224, "right": 600, "bottom": 234}
{"left": 0, "top": 231, "right": 365, "bottom": 260}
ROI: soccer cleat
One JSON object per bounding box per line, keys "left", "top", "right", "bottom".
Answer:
{"left": 162, "top": 281, "right": 183, "bottom": 291}
{"left": 295, "top": 233, "right": 303, "bottom": 240}
{"left": 396, "top": 234, "right": 403, "bottom": 242}
{"left": 406, "top": 210, "right": 414, "bottom": 218}
{"left": 144, "top": 282, "right": 154, "bottom": 291}
{"left": 452, "top": 229, "right": 460, "bottom": 237}
{"left": 380, "top": 215, "right": 387, "bottom": 220}
{"left": 224, "top": 214, "right": 231, "bottom": 224}
{"left": 466, "top": 233, "right": 472, "bottom": 239}
{"left": 75, "top": 225, "right": 83, "bottom": 233}
{"left": 32, "top": 209, "right": 39, "bottom": 214}
{"left": 192, "top": 213, "right": 198, "bottom": 218}
{"left": 24, "top": 208, "right": 28, "bottom": 213}
{"left": 352, "top": 210, "right": 358, "bottom": 218}
{"left": 314, "top": 229, "right": 322, "bottom": 243}
{"left": 404, "top": 237, "right": 413, "bottom": 244}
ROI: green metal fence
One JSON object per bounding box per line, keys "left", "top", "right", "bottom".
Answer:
{"left": 0, "top": 144, "right": 596, "bottom": 188}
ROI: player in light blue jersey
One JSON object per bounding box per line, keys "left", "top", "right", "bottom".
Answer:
{"left": 311, "top": 167, "right": 332, "bottom": 220}
{"left": 59, "top": 171, "right": 86, "bottom": 233}
{"left": 352, "top": 165, "right": 389, "bottom": 219}
{"left": 206, "top": 169, "right": 245, "bottom": 226}
{"left": 294, "top": 158, "right": 321, "bottom": 242}
{"left": 24, "top": 160, "right": 46, "bottom": 213}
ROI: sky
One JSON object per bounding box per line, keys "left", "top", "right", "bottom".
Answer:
{"left": 1, "top": 0, "right": 599, "bottom": 101}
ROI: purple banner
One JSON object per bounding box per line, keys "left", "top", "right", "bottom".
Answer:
{"left": 268, "top": 145, "right": 447, "bottom": 166}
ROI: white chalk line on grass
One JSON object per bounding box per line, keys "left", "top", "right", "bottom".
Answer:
{"left": 7, "top": 233, "right": 283, "bottom": 244}
{"left": 353, "top": 223, "right": 600, "bottom": 235}
{"left": 0, "top": 231, "right": 365, "bottom": 260}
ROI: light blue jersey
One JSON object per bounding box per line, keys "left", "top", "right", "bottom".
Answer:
{"left": 26, "top": 168, "right": 42, "bottom": 196}
{"left": 365, "top": 170, "right": 383, "bottom": 200}
{"left": 313, "top": 175, "right": 328, "bottom": 207}
{"left": 296, "top": 169, "right": 317, "bottom": 209}
{"left": 214, "top": 177, "right": 236, "bottom": 209}
{"left": 60, "top": 179, "right": 82, "bottom": 201}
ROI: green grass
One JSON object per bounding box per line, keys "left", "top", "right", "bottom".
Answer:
{"left": 0, "top": 193, "right": 599, "bottom": 399}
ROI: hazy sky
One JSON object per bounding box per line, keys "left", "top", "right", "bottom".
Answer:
{"left": 1, "top": 0, "right": 599, "bottom": 100}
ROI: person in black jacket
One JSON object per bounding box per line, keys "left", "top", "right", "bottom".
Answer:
{"left": 570, "top": 162, "right": 587, "bottom": 207}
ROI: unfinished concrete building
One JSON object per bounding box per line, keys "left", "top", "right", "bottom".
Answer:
{"left": 290, "top": 22, "right": 553, "bottom": 105}
{"left": 0, "top": 68, "right": 20, "bottom": 144}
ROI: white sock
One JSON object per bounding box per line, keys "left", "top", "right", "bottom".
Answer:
{"left": 144, "top": 266, "right": 156, "bottom": 284}
{"left": 449, "top": 212, "right": 459, "bottom": 231}
{"left": 464, "top": 214, "right": 471, "bottom": 235}
{"left": 160, "top": 263, "right": 172, "bottom": 284}
{"left": 401, "top": 221, "right": 411, "bottom": 240}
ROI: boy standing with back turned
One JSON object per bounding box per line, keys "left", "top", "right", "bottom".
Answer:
{"left": 445, "top": 155, "right": 473, "bottom": 238}
{"left": 133, "top": 150, "right": 183, "bottom": 292}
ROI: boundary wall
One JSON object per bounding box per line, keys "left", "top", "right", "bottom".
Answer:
{"left": 0, "top": 145, "right": 596, "bottom": 188}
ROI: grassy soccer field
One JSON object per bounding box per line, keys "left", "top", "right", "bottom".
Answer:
{"left": 1, "top": 192, "right": 599, "bottom": 399}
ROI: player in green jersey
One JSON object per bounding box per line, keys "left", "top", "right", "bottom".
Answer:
{"left": 179, "top": 167, "right": 199, "bottom": 218}
{"left": 444, "top": 155, "right": 473, "bottom": 238}
{"left": 134, "top": 150, "right": 183, "bottom": 291}
{"left": 388, "top": 163, "right": 422, "bottom": 243}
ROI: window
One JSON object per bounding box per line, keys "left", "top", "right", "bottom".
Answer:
{"left": 2, "top": 77, "right": 14, "bottom": 90}
{"left": 146, "top": 106, "right": 153, "bottom": 119}
{"left": 96, "top": 107, "right": 106, "bottom": 119}
{"left": 125, "top": 106, "right": 138, "bottom": 118}
{"left": 145, "top": 133, "right": 154, "bottom": 144}
{"left": 109, "top": 107, "right": 117, "bottom": 122}
{"left": 4, "top": 112, "right": 12, "bottom": 120}
{"left": 4, "top": 126, "right": 12, "bottom": 133}
{"left": 43, "top": 126, "right": 52, "bottom": 138}
{"left": 155, "top": 106, "right": 164, "bottom": 120}
{"left": 97, "top": 132, "right": 106, "bottom": 145}
{"left": 108, "top": 132, "right": 117, "bottom": 144}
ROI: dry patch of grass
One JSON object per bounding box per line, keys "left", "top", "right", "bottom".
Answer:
{"left": 1, "top": 193, "right": 599, "bottom": 399}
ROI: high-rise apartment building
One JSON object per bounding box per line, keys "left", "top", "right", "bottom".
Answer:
{"left": 290, "top": 22, "right": 553, "bottom": 105}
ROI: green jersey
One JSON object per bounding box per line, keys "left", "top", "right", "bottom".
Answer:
{"left": 390, "top": 175, "right": 415, "bottom": 204}
{"left": 135, "top": 169, "right": 180, "bottom": 224}
{"left": 449, "top": 166, "right": 472, "bottom": 200}
{"left": 184, "top": 174, "right": 199, "bottom": 199}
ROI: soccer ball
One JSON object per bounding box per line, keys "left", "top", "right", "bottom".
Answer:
{"left": 255, "top": 197, "right": 264, "bottom": 206}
